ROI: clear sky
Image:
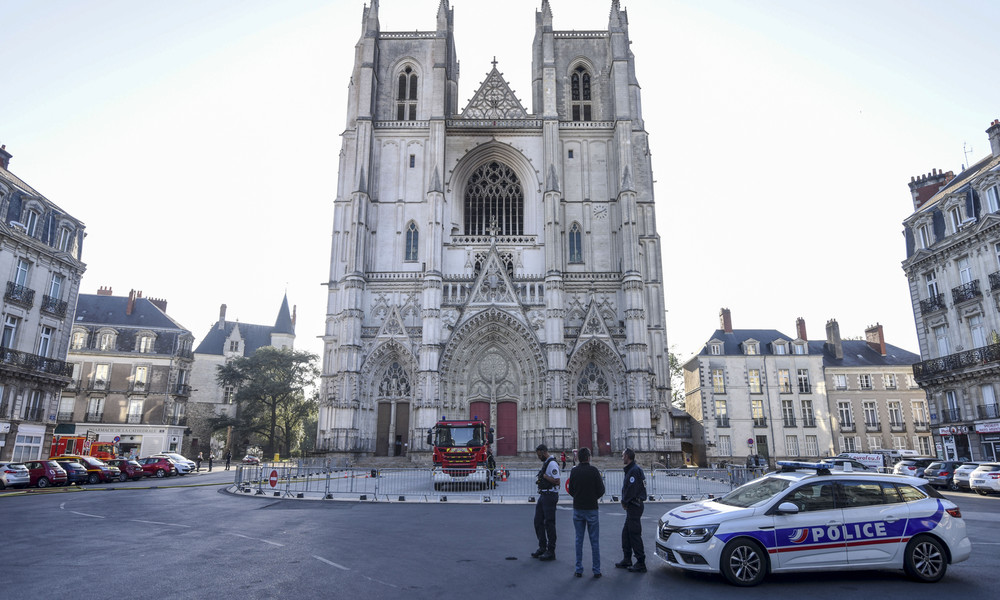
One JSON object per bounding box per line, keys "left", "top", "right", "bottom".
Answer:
{"left": 2, "top": 0, "right": 999, "bottom": 370}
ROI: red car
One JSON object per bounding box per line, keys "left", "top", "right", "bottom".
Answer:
{"left": 106, "top": 458, "right": 145, "bottom": 482}
{"left": 23, "top": 460, "right": 68, "bottom": 488}
{"left": 50, "top": 455, "right": 121, "bottom": 484}
{"left": 140, "top": 456, "right": 177, "bottom": 478}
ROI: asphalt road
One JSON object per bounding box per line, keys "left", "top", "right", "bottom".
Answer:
{"left": 2, "top": 471, "right": 998, "bottom": 600}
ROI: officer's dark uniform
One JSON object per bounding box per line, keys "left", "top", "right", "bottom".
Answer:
{"left": 533, "top": 455, "right": 559, "bottom": 559}
{"left": 619, "top": 460, "right": 647, "bottom": 570}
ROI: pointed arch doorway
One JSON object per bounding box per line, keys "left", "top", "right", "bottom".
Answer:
{"left": 576, "top": 361, "right": 613, "bottom": 456}
{"left": 374, "top": 361, "right": 412, "bottom": 457}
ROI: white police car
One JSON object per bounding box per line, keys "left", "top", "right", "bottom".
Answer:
{"left": 655, "top": 461, "right": 971, "bottom": 586}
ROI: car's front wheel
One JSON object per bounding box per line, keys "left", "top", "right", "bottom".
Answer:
{"left": 720, "top": 538, "right": 767, "bottom": 586}
{"left": 156, "top": 469, "right": 165, "bottom": 478}
{"left": 88, "top": 473, "right": 100, "bottom": 484}
{"left": 903, "top": 534, "right": 947, "bottom": 583}
{"left": 119, "top": 472, "right": 128, "bottom": 482}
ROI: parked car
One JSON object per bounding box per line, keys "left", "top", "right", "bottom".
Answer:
{"left": 55, "top": 460, "right": 90, "bottom": 486}
{"left": 970, "top": 463, "right": 1000, "bottom": 496}
{"left": 923, "top": 461, "right": 964, "bottom": 491}
{"left": 140, "top": 456, "right": 177, "bottom": 478}
{"left": 23, "top": 460, "right": 68, "bottom": 488}
{"left": 50, "top": 455, "right": 121, "bottom": 484}
{"left": 106, "top": 458, "right": 144, "bottom": 482}
{"left": 892, "top": 457, "right": 937, "bottom": 478}
{"left": 242, "top": 455, "right": 261, "bottom": 465}
{"left": 152, "top": 452, "right": 195, "bottom": 475}
{"left": 0, "top": 462, "right": 30, "bottom": 490}
{"left": 953, "top": 462, "right": 981, "bottom": 491}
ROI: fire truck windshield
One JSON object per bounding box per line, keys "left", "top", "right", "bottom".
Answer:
{"left": 434, "top": 425, "right": 484, "bottom": 448}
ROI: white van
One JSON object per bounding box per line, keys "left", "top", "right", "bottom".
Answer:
{"left": 835, "top": 452, "right": 887, "bottom": 470}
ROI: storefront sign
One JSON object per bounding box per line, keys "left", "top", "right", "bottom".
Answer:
{"left": 975, "top": 421, "right": 1000, "bottom": 434}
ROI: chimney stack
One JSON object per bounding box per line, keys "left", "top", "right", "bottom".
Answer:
{"left": 720, "top": 308, "right": 733, "bottom": 333}
{"left": 0, "top": 144, "right": 11, "bottom": 170}
{"left": 825, "top": 318, "right": 843, "bottom": 360}
{"left": 148, "top": 297, "right": 168, "bottom": 313}
{"left": 218, "top": 304, "right": 227, "bottom": 330}
{"left": 908, "top": 169, "right": 955, "bottom": 210}
{"left": 97, "top": 286, "right": 113, "bottom": 296}
{"left": 988, "top": 118, "right": 1000, "bottom": 158}
{"left": 865, "top": 323, "right": 886, "bottom": 356}
{"left": 126, "top": 289, "right": 137, "bottom": 315}
{"left": 796, "top": 317, "right": 807, "bottom": 341}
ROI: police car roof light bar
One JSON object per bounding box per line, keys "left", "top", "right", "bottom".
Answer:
{"left": 776, "top": 461, "right": 832, "bottom": 475}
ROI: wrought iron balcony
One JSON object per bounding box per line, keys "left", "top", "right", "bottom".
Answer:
{"left": 0, "top": 346, "right": 73, "bottom": 377}
{"left": 840, "top": 421, "right": 856, "bottom": 432}
{"left": 865, "top": 421, "right": 882, "bottom": 432}
{"left": 940, "top": 408, "right": 962, "bottom": 423}
{"left": 951, "top": 279, "right": 981, "bottom": 304}
{"left": 671, "top": 427, "right": 692, "bottom": 439}
{"left": 753, "top": 417, "right": 767, "bottom": 428}
{"left": 919, "top": 292, "right": 947, "bottom": 313}
{"left": 40, "top": 294, "right": 68, "bottom": 317}
{"left": 127, "top": 414, "right": 142, "bottom": 424}
{"left": 889, "top": 421, "right": 906, "bottom": 432}
{"left": 4, "top": 281, "right": 35, "bottom": 308}
{"left": 21, "top": 408, "right": 42, "bottom": 421}
{"left": 783, "top": 418, "right": 797, "bottom": 428}
{"left": 130, "top": 381, "right": 148, "bottom": 393}
{"left": 978, "top": 404, "right": 1000, "bottom": 420}
{"left": 57, "top": 411, "right": 74, "bottom": 422}
{"left": 914, "top": 421, "right": 929, "bottom": 431}
{"left": 716, "top": 417, "right": 730, "bottom": 428}
{"left": 85, "top": 412, "right": 103, "bottom": 423}
{"left": 89, "top": 379, "right": 108, "bottom": 391}
{"left": 174, "top": 384, "right": 191, "bottom": 396}
{"left": 991, "top": 271, "right": 1000, "bottom": 291}
{"left": 914, "top": 342, "right": 1000, "bottom": 381}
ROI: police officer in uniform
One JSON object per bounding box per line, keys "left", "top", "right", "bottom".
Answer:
{"left": 616, "top": 448, "right": 647, "bottom": 573}
{"left": 531, "top": 443, "right": 560, "bottom": 561}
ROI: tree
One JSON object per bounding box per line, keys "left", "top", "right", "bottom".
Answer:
{"left": 216, "top": 347, "right": 319, "bottom": 457}
{"left": 668, "top": 347, "right": 686, "bottom": 410}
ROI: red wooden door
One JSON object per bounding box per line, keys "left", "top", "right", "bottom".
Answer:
{"left": 497, "top": 401, "right": 517, "bottom": 456}
{"left": 469, "top": 401, "right": 490, "bottom": 429}
{"left": 596, "top": 402, "right": 611, "bottom": 455}
{"left": 577, "top": 402, "right": 593, "bottom": 452}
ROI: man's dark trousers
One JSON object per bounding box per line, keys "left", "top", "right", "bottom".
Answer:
{"left": 622, "top": 501, "right": 645, "bottom": 563}
{"left": 535, "top": 492, "right": 559, "bottom": 552}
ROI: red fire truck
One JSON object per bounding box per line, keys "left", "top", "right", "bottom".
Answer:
{"left": 427, "top": 416, "right": 494, "bottom": 490}
{"left": 49, "top": 436, "right": 117, "bottom": 460}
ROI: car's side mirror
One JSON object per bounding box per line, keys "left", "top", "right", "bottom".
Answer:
{"left": 426, "top": 431, "right": 433, "bottom": 446}
{"left": 776, "top": 502, "right": 800, "bottom": 515}
{"left": 488, "top": 428, "right": 495, "bottom": 445}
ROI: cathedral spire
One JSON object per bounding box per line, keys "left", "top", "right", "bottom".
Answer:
{"left": 609, "top": 0, "right": 623, "bottom": 29}
{"left": 430, "top": 167, "right": 442, "bottom": 194}
{"left": 621, "top": 165, "right": 634, "bottom": 192}
{"left": 363, "top": 0, "right": 380, "bottom": 36}
{"left": 546, "top": 164, "right": 560, "bottom": 193}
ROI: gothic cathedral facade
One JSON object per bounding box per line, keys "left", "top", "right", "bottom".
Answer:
{"left": 318, "top": 0, "right": 674, "bottom": 459}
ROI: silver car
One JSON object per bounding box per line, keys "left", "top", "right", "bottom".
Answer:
{"left": 0, "top": 462, "right": 30, "bottom": 490}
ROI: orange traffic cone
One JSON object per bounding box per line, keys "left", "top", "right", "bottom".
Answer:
{"left": 500, "top": 465, "right": 507, "bottom": 482}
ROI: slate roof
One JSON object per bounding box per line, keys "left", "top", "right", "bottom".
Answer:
{"left": 916, "top": 152, "right": 1000, "bottom": 214}
{"left": 695, "top": 329, "right": 796, "bottom": 356}
{"left": 816, "top": 339, "right": 920, "bottom": 367}
{"left": 74, "top": 294, "right": 187, "bottom": 331}
{"left": 273, "top": 295, "right": 294, "bottom": 334}
{"left": 194, "top": 295, "right": 294, "bottom": 356}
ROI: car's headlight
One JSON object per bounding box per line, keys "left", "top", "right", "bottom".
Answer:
{"left": 677, "top": 525, "right": 719, "bottom": 543}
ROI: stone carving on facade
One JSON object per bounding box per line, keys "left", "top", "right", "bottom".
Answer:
{"left": 460, "top": 66, "right": 529, "bottom": 120}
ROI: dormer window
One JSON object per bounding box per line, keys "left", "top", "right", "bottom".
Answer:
{"left": 137, "top": 334, "right": 156, "bottom": 353}
{"left": 570, "top": 66, "right": 592, "bottom": 122}
{"left": 793, "top": 343, "right": 806, "bottom": 355}
{"left": 949, "top": 206, "right": 963, "bottom": 233}
{"left": 917, "top": 224, "right": 931, "bottom": 249}
{"left": 24, "top": 209, "right": 39, "bottom": 237}
{"left": 986, "top": 185, "right": 1000, "bottom": 213}
{"left": 58, "top": 227, "right": 72, "bottom": 252}
{"left": 773, "top": 342, "right": 787, "bottom": 355}
{"left": 98, "top": 330, "right": 117, "bottom": 351}
{"left": 396, "top": 66, "right": 418, "bottom": 121}
{"left": 710, "top": 343, "right": 722, "bottom": 355}
{"left": 744, "top": 342, "right": 758, "bottom": 355}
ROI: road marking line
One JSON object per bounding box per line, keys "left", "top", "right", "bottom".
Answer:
{"left": 60, "top": 502, "right": 65, "bottom": 509}
{"left": 230, "top": 533, "right": 253, "bottom": 539}
{"left": 131, "top": 519, "right": 191, "bottom": 528}
{"left": 313, "top": 555, "right": 350, "bottom": 570}
{"left": 261, "top": 539, "right": 284, "bottom": 547}
{"left": 70, "top": 511, "right": 104, "bottom": 518}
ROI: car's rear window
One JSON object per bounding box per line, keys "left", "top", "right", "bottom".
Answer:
{"left": 900, "top": 484, "right": 932, "bottom": 501}
{"left": 978, "top": 465, "right": 1000, "bottom": 472}
{"left": 717, "top": 476, "right": 792, "bottom": 508}
{"left": 927, "top": 462, "right": 943, "bottom": 470}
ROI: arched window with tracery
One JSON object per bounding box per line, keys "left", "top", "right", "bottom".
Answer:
{"left": 577, "top": 362, "right": 609, "bottom": 397}
{"left": 404, "top": 221, "right": 419, "bottom": 261}
{"left": 464, "top": 161, "right": 523, "bottom": 236}
{"left": 397, "top": 66, "right": 418, "bottom": 120}
{"left": 568, "top": 222, "right": 583, "bottom": 263}
{"left": 379, "top": 362, "right": 411, "bottom": 397}
{"left": 570, "top": 66, "right": 592, "bottom": 122}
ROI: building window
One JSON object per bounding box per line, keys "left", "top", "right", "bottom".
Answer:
{"left": 567, "top": 149, "right": 574, "bottom": 159}
{"left": 224, "top": 385, "right": 236, "bottom": 404}
{"left": 25, "top": 209, "right": 39, "bottom": 237}
{"left": 888, "top": 401, "right": 903, "bottom": 427}
{"left": 48, "top": 273, "right": 63, "bottom": 299}
{"left": 867, "top": 435, "right": 882, "bottom": 450}
{"left": 568, "top": 222, "right": 583, "bottom": 263}
{"left": 781, "top": 399, "right": 795, "bottom": 427}
{"left": 94, "top": 364, "right": 109, "bottom": 389}
{"left": 87, "top": 396, "right": 104, "bottom": 421}
{"left": 797, "top": 369, "right": 811, "bottom": 393}
{"left": 405, "top": 221, "right": 419, "bottom": 261}
{"left": 970, "top": 314, "right": 987, "bottom": 348}
{"left": 229, "top": 340, "right": 240, "bottom": 352}
{"left": 884, "top": 373, "right": 897, "bottom": 390}
{"left": 570, "top": 65, "right": 592, "bottom": 121}
{"left": 917, "top": 224, "right": 930, "bottom": 248}
{"left": 138, "top": 335, "right": 155, "bottom": 353}
{"left": 710, "top": 343, "right": 722, "bottom": 355}
{"left": 925, "top": 272, "right": 938, "bottom": 297}
{"left": 800, "top": 399, "right": 815, "bottom": 427}
{"left": 715, "top": 399, "right": 729, "bottom": 427}
{"left": 577, "top": 362, "right": 609, "bottom": 396}
{"left": 464, "top": 161, "right": 523, "bottom": 236}
{"left": 911, "top": 400, "right": 927, "bottom": 427}
{"left": 718, "top": 435, "right": 732, "bottom": 456}
{"left": 396, "top": 66, "right": 418, "bottom": 121}
{"left": 22, "top": 390, "right": 43, "bottom": 420}
{"left": 98, "top": 331, "right": 116, "bottom": 351}
{"left": 838, "top": 401, "right": 854, "bottom": 428}
{"left": 134, "top": 366, "right": 148, "bottom": 389}
{"left": 774, "top": 343, "right": 787, "bottom": 355}
{"left": 71, "top": 330, "right": 87, "bottom": 350}
{"left": 892, "top": 436, "right": 907, "bottom": 450}
{"left": 11, "top": 434, "right": 42, "bottom": 462}
{"left": 917, "top": 436, "right": 931, "bottom": 455}
{"left": 934, "top": 325, "right": 949, "bottom": 356}
{"left": 987, "top": 185, "right": 1000, "bottom": 213}
{"left": 833, "top": 374, "right": 847, "bottom": 390}
{"left": 859, "top": 374, "right": 872, "bottom": 390}
{"left": 15, "top": 258, "right": 30, "bottom": 286}
{"left": 2, "top": 315, "right": 19, "bottom": 347}
{"left": 751, "top": 399, "right": 766, "bottom": 427}
{"left": 785, "top": 435, "right": 799, "bottom": 457}
{"left": 409, "top": 154, "right": 415, "bottom": 168}
{"left": 863, "top": 401, "right": 879, "bottom": 428}
{"left": 748, "top": 369, "right": 761, "bottom": 394}
{"left": 712, "top": 369, "right": 725, "bottom": 394}
{"left": 793, "top": 343, "right": 806, "bottom": 355}
{"left": 379, "top": 361, "right": 411, "bottom": 397}
{"left": 744, "top": 342, "right": 758, "bottom": 355}
{"left": 58, "top": 227, "right": 72, "bottom": 251}
{"left": 804, "top": 435, "right": 819, "bottom": 457}
{"left": 949, "top": 206, "right": 963, "bottom": 232}
{"left": 958, "top": 257, "right": 973, "bottom": 284}
{"left": 38, "top": 326, "right": 54, "bottom": 358}
{"left": 127, "top": 398, "right": 143, "bottom": 423}
{"left": 842, "top": 435, "right": 859, "bottom": 452}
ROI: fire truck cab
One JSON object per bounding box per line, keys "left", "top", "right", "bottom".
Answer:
{"left": 427, "top": 417, "right": 494, "bottom": 490}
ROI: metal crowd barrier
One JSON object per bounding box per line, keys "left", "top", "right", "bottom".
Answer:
{"left": 233, "top": 462, "right": 758, "bottom": 503}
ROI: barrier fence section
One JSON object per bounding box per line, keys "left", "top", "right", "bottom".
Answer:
{"left": 233, "top": 462, "right": 761, "bottom": 503}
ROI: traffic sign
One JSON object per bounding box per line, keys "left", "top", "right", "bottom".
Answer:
{"left": 747, "top": 438, "right": 754, "bottom": 447}
{"left": 113, "top": 436, "right": 121, "bottom": 443}
{"left": 269, "top": 470, "right": 278, "bottom": 488}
